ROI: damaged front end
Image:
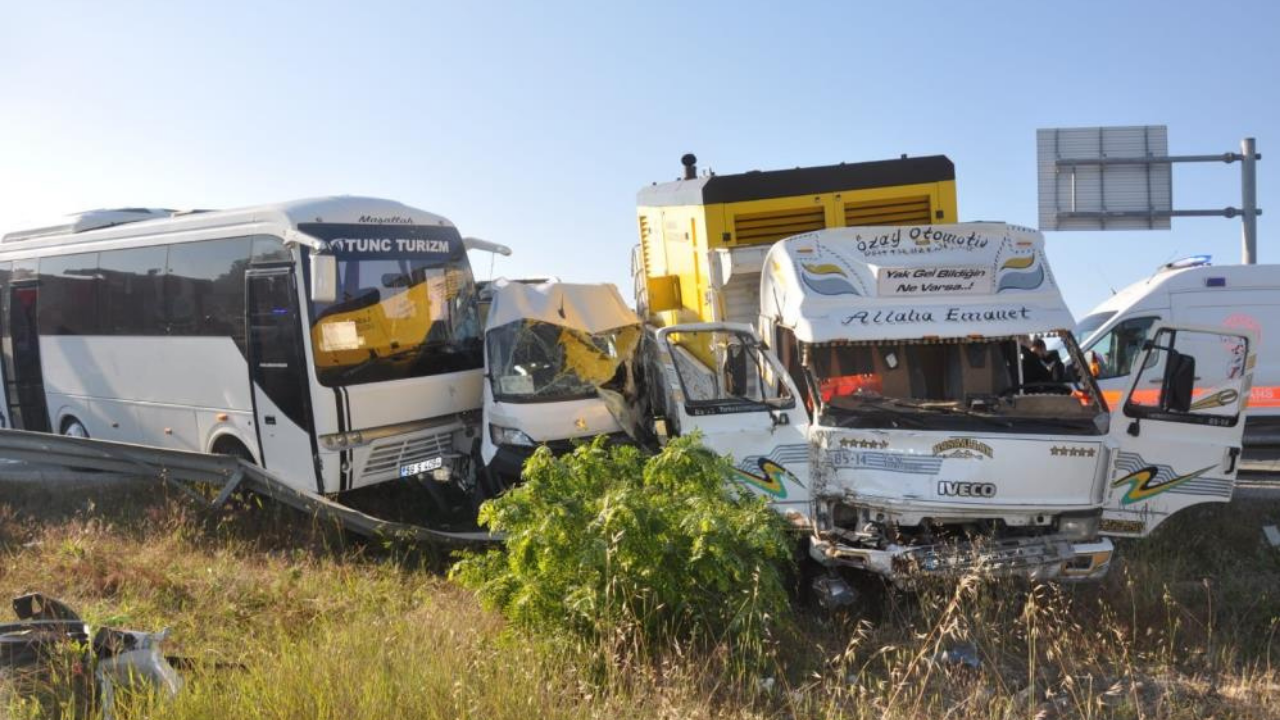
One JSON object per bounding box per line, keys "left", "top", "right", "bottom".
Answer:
{"left": 805, "top": 429, "right": 1115, "bottom": 587}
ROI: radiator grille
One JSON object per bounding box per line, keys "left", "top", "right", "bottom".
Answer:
{"left": 733, "top": 206, "right": 826, "bottom": 245}
{"left": 362, "top": 430, "right": 454, "bottom": 478}
{"left": 844, "top": 196, "right": 932, "bottom": 226}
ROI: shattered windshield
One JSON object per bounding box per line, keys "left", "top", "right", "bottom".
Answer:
{"left": 664, "top": 328, "right": 794, "bottom": 412}
{"left": 486, "top": 320, "right": 641, "bottom": 402}
{"left": 808, "top": 333, "right": 1105, "bottom": 434}
{"left": 304, "top": 224, "right": 482, "bottom": 387}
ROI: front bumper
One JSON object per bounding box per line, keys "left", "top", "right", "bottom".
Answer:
{"left": 486, "top": 433, "right": 633, "bottom": 488}
{"left": 809, "top": 533, "right": 1114, "bottom": 585}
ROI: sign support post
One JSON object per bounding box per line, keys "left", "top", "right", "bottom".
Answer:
{"left": 1038, "top": 127, "right": 1262, "bottom": 264}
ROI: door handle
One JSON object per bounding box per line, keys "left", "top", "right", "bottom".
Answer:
{"left": 1226, "top": 446, "right": 1241, "bottom": 474}
{"left": 264, "top": 415, "right": 277, "bottom": 426}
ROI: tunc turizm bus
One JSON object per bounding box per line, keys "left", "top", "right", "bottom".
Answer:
{"left": 0, "top": 197, "right": 508, "bottom": 497}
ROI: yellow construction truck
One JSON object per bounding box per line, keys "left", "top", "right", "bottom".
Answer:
{"left": 633, "top": 153, "right": 959, "bottom": 328}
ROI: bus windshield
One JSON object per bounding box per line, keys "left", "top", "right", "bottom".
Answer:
{"left": 306, "top": 227, "right": 481, "bottom": 387}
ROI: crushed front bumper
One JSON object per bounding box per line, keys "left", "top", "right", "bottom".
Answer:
{"left": 809, "top": 533, "right": 1114, "bottom": 585}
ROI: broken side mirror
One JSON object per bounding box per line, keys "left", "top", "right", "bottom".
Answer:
{"left": 310, "top": 253, "right": 337, "bottom": 303}
{"left": 1161, "top": 349, "right": 1195, "bottom": 413}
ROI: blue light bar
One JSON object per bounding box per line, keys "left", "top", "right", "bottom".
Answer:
{"left": 1163, "top": 254, "right": 1213, "bottom": 271}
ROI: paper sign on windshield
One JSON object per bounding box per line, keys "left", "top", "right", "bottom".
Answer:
{"left": 500, "top": 375, "right": 535, "bottom": 395}
{"left": 320, "top": 321, "right": 363, "bottom": 351}
{"left": 877, "top": 266, "right": 993, "bottom": 296}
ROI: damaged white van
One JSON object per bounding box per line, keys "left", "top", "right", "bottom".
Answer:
{"left": 480, "top": 280, "right": 642, "bottom": 490}
{"left": 646, "top": 223, "right": 1255, "bottom": 591}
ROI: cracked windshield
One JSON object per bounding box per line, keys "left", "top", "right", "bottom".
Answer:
{"left": 486, "top": 320, "right": 640, "bottom": 402}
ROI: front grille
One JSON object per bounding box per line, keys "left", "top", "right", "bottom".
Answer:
{"left": 893, "top": 536, "right": 1074, "bottom": 577}
{"left": 362, "top": 430, "right": 454, "bottom": 478}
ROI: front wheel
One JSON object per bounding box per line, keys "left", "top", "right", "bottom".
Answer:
{"left": 61, "top": 418, "right": 89, "bottom": 439}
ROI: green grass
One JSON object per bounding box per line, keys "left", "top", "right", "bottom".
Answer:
{"left": 1, "top": 478, "right": 1277, "bottom": 719}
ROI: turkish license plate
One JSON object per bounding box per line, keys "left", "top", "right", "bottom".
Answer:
{"left": 400, "top": 457, "right": 444, "bottom": 477}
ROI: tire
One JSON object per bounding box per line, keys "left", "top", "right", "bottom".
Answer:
{"left": 60, "top": 418, "right": 89, "bottom": 439}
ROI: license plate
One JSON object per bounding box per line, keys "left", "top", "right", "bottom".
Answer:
{"left": 400, "top": 457, "right": 444, "bottom": 477}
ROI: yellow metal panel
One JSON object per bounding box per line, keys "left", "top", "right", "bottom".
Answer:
{"left": 645, "top": 274, "right": 681, "bottom": 312}
{"left": 637, "top": 176, "right": 958, "bottom": 328}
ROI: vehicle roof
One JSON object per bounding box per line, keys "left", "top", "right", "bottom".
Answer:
{"left": 636, "top": 155, "right": 954, "bottom": 207}
{"left": 1, "top": 196, "right": 454, "bottom": 253}
{"left": 485, "top": 279, "right": 640, "bottom": 334}
{"left": 1085, "top": 263, "right": 1280, "bottom": 319}
{"left": 760, "top": 222, "right": 1075, "bottom": 343}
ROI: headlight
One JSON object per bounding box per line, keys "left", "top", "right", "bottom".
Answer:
{"left": 490, "top": 424, "right": 536, "bottom": 447}
{"left": 320, "top": 430, "right": 365, "bottom": 451}
{"left": 1058, "top": 514, "right": 1100, "bottom": 541}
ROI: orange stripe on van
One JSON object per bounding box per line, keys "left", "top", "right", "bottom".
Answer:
{"left": 1100, "top": 387, "right": 1280, "bottom": 409}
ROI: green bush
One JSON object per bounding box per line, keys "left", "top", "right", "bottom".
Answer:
{"left": 451, "top": 436, "right": 794, "bottom": 661}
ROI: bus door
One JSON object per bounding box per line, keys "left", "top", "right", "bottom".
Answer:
{"left": 246, "top": 268, "right": 322, "bottom": 493}
{"left": 4, "top": 263, "right": 50, "bottom": 433}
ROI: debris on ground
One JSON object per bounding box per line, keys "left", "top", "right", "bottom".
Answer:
{"left": 929, "top": 642, "right": 981, "bottom": 669}
{"left": 0, "top": 593, "right": 182, "bottom": 717}
{"left": 1264, "top": 524, "right": 1280, "bottom": 548}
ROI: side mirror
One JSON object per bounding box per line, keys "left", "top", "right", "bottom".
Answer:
{"left": 1161, "top": 349, "right": 1195, "bottom": 413}
{"left": 310, "top": 254, "right": 337, "bottom": 303}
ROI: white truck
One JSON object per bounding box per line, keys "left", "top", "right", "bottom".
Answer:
{"left": 480, "top": 280, "right": 643, "bottom": 491}
{"left": 1075, "top": 258, "right": 1280, "bottom": 448}
{"left": 641, "top": 223, "right": 1255, "bottom": 594}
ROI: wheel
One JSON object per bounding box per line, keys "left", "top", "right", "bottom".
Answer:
{"left": 211, "top": 437, "right": 254, "bottom": 463}
{"left": 61, "top": 418, "right": 89, "bottom": 439}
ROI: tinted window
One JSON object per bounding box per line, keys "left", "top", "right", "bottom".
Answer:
{"left": 38, "top": 253, "right": 101, "bottom": 335}
{"left": 165, "top": 238, "right": 251, "bottom": 343}
{"left": 99, "top": 246, "right": 167, "bottom": 334}
{"left": 251, "top": 235, "right": 291, "bottom": 264}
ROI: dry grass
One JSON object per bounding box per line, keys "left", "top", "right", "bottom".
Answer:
{"left": 1, "top": 477, "right": 1277, "bottom": 719}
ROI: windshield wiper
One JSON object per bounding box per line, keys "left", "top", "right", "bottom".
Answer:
{"left": 826, "top": 396, "right": 929, "bottom": 429}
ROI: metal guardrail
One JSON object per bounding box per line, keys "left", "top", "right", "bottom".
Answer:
{"left": 0, "top": 429, "right": 497, "bottom": 548}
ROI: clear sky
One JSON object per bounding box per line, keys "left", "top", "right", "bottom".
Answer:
{"left": 2, "top": 0, "right": 1277, "bottom": 318}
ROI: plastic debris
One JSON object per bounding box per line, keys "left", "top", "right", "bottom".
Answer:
{"left": 930, "top": 642, "right": 981, "bottom": 669}
{"left": 0, "top": 593, "right": 182, "bottom": 717}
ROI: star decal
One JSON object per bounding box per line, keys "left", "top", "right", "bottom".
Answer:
{"left": 840, "top": 438, "right": 890, "bottom": 450}
{"left": 1051, "top": 446, "right": 1097, "bottom": 458}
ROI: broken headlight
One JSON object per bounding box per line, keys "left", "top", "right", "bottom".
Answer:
{"left": 1058, "top": 513, "right": 1100, "bottom": 542}
{"left": 490, "top": 424, "right": 536, "bottom": 448}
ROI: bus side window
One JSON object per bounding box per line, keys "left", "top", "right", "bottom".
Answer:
{"left": 99, "top": 246, "right": 167, "bottom": 335}
{"left": 38, "top": 252, "right": 101, "bottom": 336}
{"left": 164, "top": 238, "right": 252, "bottom": 345}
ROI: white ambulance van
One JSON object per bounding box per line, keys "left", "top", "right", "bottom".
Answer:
{"left": 1075, "top": 259, "right": 1280, "bottom": 447}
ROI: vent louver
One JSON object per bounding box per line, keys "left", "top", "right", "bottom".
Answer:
{"left": 844, "top": 196, "right": 932, "bottom": 226}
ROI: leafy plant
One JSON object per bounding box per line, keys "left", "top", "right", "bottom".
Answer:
{"left": 451, "top": 435, "right": 795, "bottom": 662}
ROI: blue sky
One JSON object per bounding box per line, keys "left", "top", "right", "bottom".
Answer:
{"left": 2, "top": 0, "right": 1277, "bottom": 317}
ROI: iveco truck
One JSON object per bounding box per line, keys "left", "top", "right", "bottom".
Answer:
{"left": 632, "top": 158, "right": 1253, "bottom": 586}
